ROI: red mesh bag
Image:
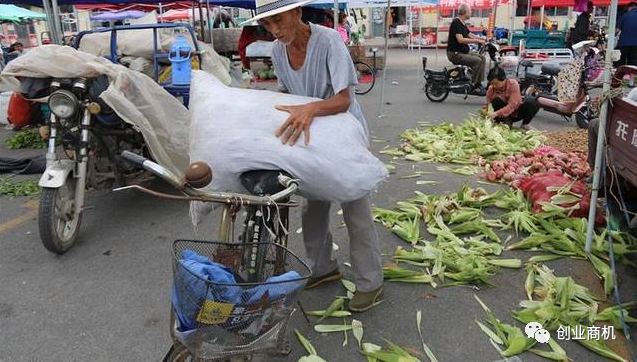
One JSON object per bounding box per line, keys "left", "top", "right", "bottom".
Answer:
{"left": 518, "top": 171, "right": 604, "bottom": 225}
{"left": 7, "top": 93, "right": 31, "bottom": 129}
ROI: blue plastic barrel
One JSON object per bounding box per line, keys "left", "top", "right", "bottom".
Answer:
{"left": 169, "top": 36, "right": 192, "bottom": 86}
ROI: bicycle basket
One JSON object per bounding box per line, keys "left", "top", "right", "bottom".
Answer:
{"left": 171, "top": 240, "right": 311, "bottom": 360}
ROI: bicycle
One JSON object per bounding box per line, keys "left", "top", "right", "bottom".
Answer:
{"left": 115, "top": 151, "right": 311, "bottom": 362}
{"left": 353, "top": 59, "right": 376, "bottom": 95}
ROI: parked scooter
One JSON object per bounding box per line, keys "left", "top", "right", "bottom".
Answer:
{"left": 522, "top": 50, "right": 600, "bottom": 129}
{"left": 423, "top": 39, "right": 499, "bottom": 102}
{"left": 23, "top": 76, "right": 148, "bottom": 254}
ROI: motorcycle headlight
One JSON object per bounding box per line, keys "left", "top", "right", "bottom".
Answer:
{"left": 48, "top": 90, "right": 78, "bottom": 119}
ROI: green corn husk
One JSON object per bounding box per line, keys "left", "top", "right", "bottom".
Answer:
{"left": 528, "top": 255, "right": 564, "bottom": 262}
{"left": 524, "top": 264, "right": 535, "bottom": 300}
{"left": 499, "top": 209, "right": 539, "bottom": 235}
{"left": 487, "top": 258, "right": 522, "bottom": 268}
{"left": 316, "top": 298, "right": 345, "bottom": 323}
{"left": 587, "top": 253, "right": 614, "bottom": 296}
{"left": 359, "top": 340, "right": 422, "bottom": 362}
{"left": 506, "top": 234, "right": 553, "bottom": 250}
{"left": 474, "top": 295, "right": 536, "bottom": 357}
{"left": 314, "top": 324, "right": 354, "bottom": 333}
{"left": 295, "top": 329, "right": 318, "bottom": 355}
{"left": 305, "top": 310, "right": 352, "bottom": 318}
{"left": 571, "top": 325, "right": 628, "bottom": 362}
{"left": 448, "top": 208, "right": 482, "bottom": 225}
{"left": 391, "top": 216, "right": 421, "bottom": 244}
{"left": 372, "top": 207, "right": 404, "bottom": 228}
{"left": 416, "top": 310, "right": 439, "bottom": 362}
{"left": 594, "top": 302, "right": 637, "bottom": 328}
{"left": 529, "top": 337, "right": 569, "bottom": 361}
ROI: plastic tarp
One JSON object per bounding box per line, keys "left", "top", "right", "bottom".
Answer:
{"left": 0, "top": 45, "right": 232, "bottom": 177}
{"left": 89, "top": 10, "right": 147, "bottom": 21}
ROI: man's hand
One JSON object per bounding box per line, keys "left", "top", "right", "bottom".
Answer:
{"left": 275, "top": 103, "right": 318, "bottom": 146}
{"left": 488, "top": 111, "right": 498, "bottom": 119}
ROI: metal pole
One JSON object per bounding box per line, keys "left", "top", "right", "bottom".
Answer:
{"left": 198, "top": 2, "right": 205, "bottom": 39}
{"left": 510, "top": 0, "right": 516, "bottom": 43}
{"left": 493, "top": 0, "right": 498, "bottom": 35}
{"left": 526, "top": 0, "right": 531, "bottom": 30}
{"left": 50, "top": 0, "right": 63, "bottom": 44}
{"left": 334, "top": 0, "right": 339, "bottom": 30}
{"left": 206, "top": 0, "right": 213, "bottom": 45}
{"left": 416, "top": 1, "right": 422, "bottom": 85}
{"left": 585, "top": 0, "right": 619, "bottom": 252}
{"left": 378, "top": 0, "right": 391, "bottom": 117}
{"left": 435, "top": 9, "right": 439, "bottom": 64}
{"left": 540, "top": 5, "right": 544, "bottom": 29}
{"left": 158, "top": 3, "right": 163, "bottom": 23}
{"left": 41, "top": 0, "right": 58, "bottom": 44}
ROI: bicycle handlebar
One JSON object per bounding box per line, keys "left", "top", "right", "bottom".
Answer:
{"left": 117, "top": 151, "right": 300, "bottom": 207}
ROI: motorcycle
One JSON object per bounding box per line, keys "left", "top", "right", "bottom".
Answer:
{"left": 31, "top": 76, "right": 148, "bottom": 254}
{"left": 423, "top": 39, "right": 499, "bottom": 102}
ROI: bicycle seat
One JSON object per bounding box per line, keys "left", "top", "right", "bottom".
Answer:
{"left": 541, "top": 64, "right": 561, "bottom": 76}
{"left": 240, "top": 170, "right": 291, "bottom": 196}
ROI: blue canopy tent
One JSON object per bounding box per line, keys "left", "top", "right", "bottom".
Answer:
{"left": 0, "top": 4, "right": 47, "bottom": 23}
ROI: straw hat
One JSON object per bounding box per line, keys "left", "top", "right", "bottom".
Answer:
{"left": 240, "top": 0, "right": 316, "bottom": 25}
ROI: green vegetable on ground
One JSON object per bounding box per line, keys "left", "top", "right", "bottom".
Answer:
{"left": 5, "top": 130, "right": 47, "bottom": 149}
{"left": 0, "top": 178, "right": 40, "bottom": 197}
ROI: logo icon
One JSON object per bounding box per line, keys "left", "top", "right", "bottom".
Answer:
{"left": 525, "top": 322, "right": 551, "bottom": 343}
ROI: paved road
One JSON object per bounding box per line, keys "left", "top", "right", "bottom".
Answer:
{"left": 1, "top": 49, "right": 635, "bottom": 362}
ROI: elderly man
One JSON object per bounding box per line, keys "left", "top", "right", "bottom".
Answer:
{"left": 243, "top": 0, "right": 383, "bottom": 312}
{"left": 571, "top": 1, "right": 593, "bottom": 45}
{"left": 447, "top": 4, "right": 487, "bottom": 95}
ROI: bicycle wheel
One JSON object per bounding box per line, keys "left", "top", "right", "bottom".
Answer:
{"left": 354, "top": 61, "right": 375, "bottom": 95}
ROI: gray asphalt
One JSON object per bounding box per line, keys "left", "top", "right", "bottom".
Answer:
{"left": 1, "top": 49, "right": 635, "bottom": 362}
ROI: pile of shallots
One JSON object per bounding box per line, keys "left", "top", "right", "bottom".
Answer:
{"left": 479, "top": 146, "right": 590, "bottom": 188}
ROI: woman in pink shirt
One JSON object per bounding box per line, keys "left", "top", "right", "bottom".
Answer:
{"left": 337, "top": 12, "right": 350, "bottom": 43}
{"left": 485, "top": 67, "right": 540, "bottom": 130}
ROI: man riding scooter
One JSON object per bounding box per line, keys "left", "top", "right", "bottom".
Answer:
{"left": 447, "top": 4, "right": 487, "bottom": 96}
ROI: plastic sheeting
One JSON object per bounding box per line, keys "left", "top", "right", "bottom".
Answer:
{"left": 1, "top": 45, "right": 207, "bottom": 177}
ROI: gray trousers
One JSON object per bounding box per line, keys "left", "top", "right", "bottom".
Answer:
{"left": 301, "top": 194, "right": 383, "bottom": 293}
{"left": 447, "top": 51, "right": 486, "bottom": 85}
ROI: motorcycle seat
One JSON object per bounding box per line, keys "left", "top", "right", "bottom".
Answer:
{"left": 240, "top": 170, "right": 291, "bottom": 196}
{"left": 425, "top": 69, "right": 446, "bottom": 76}
{"left": 519, "top": 59, "right": 534, "bottom": 68}
{"left": 541, "top": 64, "right": 561, "bottom": 77}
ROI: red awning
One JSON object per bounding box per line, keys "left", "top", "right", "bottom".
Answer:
{"left": 530, "top": 0, "right": 633, "bottom": 6}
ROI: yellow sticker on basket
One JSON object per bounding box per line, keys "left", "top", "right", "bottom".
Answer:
{"left": 196, "top": 301, "right": 235, "bottom": 325}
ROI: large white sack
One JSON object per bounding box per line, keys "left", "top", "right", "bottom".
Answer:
{"left": 189, "top": 70, "right": 388, "bottom": 204}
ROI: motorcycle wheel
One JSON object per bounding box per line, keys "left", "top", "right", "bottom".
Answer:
{"left": 575, "top": 106, "right": 594, "bottom": 129}
{"left": 38, "top": 178, "right": 82, "bottom": 254}
{"left": 425, "top": 84, "right": 449, "bottom": 102}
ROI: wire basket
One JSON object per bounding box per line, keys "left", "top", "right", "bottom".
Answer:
{"left": 170, "top": 240, "right": 311, "bottom": 360}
